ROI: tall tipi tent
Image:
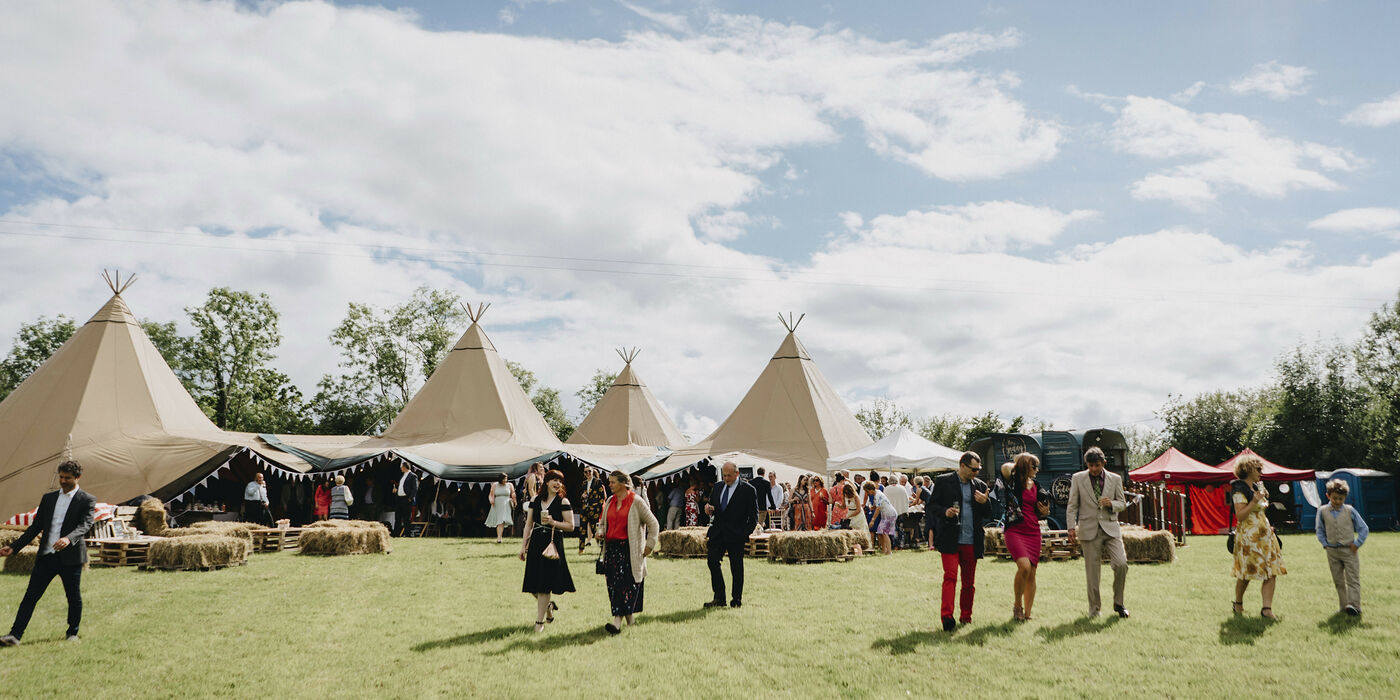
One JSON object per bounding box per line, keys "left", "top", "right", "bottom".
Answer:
{"left": 0, "top": 273, "right": 235, "bottom": 519}
{"left": 567, "top": 348, "right": 687, "bottom": 448}
{"left": 703, "top": 314, "right": 873, "bottom": 475}
{"left": 263, "top": 303, "right": 567, "bottom": 478}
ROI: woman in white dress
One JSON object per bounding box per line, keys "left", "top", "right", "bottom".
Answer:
{"left": 485, "top": 472, "right": 517, "bottom": 543}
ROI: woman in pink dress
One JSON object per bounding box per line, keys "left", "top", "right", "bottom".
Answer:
{"left": 1000, "top": 452, "right": 1049, "bottom": 621}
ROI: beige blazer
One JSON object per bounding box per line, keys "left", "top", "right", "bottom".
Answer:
{"left": 599, "top": 490, "right": 660, "bottom": 584}
{"left": 1065, "top": 469, "right": 1127, "bottom": 541}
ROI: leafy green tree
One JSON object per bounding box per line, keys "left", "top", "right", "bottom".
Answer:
{"left": 506, "top": 360, "right": 575, "bottom": 441}
{"left": 1243, "top": 343, "right": 1369, "bottom": 469}
{"left": 0, "top": 314, "right": 76, "bottom": 401}
{"left": 1355, "top": 289, "right": 1400, "bottom": 472}
{"left": 313, "top": 287, "right": 467, "bottom": 433}
{"left": 918, "top": 413, "right": 969, "bottom": 449}
{"left": 184, "top": 288, "right": 303, "bottom": 432}
{"left": 575, "top": 369, "right": 617, "bottom": 420}
{"left": 1157, "top": 389, "right": 1268, "bottom": 464}
{"left": 1120, "top": 424, "right": 1168, "bottom": 468}
{"left": 855, "top": 397, "right": 913, "bottom": 440}
{"left": 964, "top": 410, "right": 1013, "bottom": 447}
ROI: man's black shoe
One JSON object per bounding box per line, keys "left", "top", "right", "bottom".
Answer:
{"left": 941, "top": 617, "right": 956, "bottom": 632}
{"left": 703, "top": 599, "right": 727, "bottom": 608}
{"left": 1114, "top": 605, "right": 1131, "bottom": 619}
{"left": 730, "top": 599, "right": 743, "bottom": 608}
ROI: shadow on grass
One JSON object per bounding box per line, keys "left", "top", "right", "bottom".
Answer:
{"left": 1034, "top": 615, "right": 1120, "bottom": 642}
{"left": 1318, "top": 612, "right": 1366, "bottom": 635}
{"left": 871, "top": 620, "right": 1018, "bottom": 655}
{"left": 412, "top": 606, "right": 719, "bottom": 653}
{"left": 412, "top": 625, "right": 527, "bottom": 652}
{"left": 1218, "top": 615, "right": 1277, "bottom": 645}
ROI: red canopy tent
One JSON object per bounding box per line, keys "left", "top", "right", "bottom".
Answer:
{"left": 1215, "top": 448, "right": 1316, "bottom": 482}
{"left": 1131, "top": 447, "right": 1233, "bottom": 534}
{"left": 1130, "top": 447, "right": 1229, "bottom": 484}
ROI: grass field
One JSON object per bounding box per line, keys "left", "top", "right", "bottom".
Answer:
{"left": 0, "top": 532, "right": 1396, "bottom": 699}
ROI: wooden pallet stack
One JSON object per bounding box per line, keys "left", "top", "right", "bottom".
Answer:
{"left": 250, "top": 528, "right": 303, "bottom": 553}
{"left": 94, "top": 537, "right": 160, "bottom": 567}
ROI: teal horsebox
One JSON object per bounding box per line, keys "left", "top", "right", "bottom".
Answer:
{"left": 968, "top": 429, "right": 1129, "bottom": 530}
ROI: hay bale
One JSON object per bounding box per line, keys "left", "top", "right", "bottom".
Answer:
{"left": 2, "top": 546, "right": 39, "bottom": 574}
{"left": 146, "top": 535, "right": 249, "bottom": 570}
{"left": 187, "top": 520, "right": 263, "bottom": 542}
{"left": 0, "top": 528, "right": 26, "bottom": 550}
{"left": 298, "top": 522, "right": 391, "bottom": 555}
{"left": 132, "top": 497, "right": 167, "bottom": 535}
{"left": 657, "top": 527, "right": 710, "bottom": 557}
{"left": 984, "top": 527, "right": 1003, "bottom": 554}
{"left": 826, "top": 528, "right": 871, "bottom": 554}
{"left": 768, "top": 531, "right": 855, "bottom": 561}
{"left": 1122, "top": 528, "right": 1176, "bottom": 563}
{"left": 304, "top": 519, "right": 383, "bottom": 530}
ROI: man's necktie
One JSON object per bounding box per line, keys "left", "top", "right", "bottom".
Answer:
{"left": 721, "top": 485, "right": 730, "bottom": 510}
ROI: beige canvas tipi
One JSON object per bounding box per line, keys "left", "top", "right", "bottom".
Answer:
{"left": 566, "top": 348, "right": 687, "bottom": 448}
{"left": 702, "top": 314, "right": 872, "bottom": 474}
{"left": 0, "top": 274, "right": 235, "bottom": 519}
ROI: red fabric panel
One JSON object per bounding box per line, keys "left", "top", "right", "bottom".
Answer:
{"left": 1188, "top": 484, "right": 1231, "bottom": 534}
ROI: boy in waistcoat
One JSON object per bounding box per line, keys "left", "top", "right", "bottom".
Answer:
{"left": 1315, "top": 479, "right": 1368, "bottom": 616}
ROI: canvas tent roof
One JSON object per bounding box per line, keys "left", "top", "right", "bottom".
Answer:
{"left": 254, "top": 306, "right": 668, "bottom": 479}
{"left": 1216, "top": 448, "right": 1315, "bottom": 482}
{"left": 566, "top": 349, "right": 687, "bottom": 449}
{"left": 1129, "top": 447, "right": 1228, "bottom": 484}
{"left": 699, "top": 322, "right": 872, "bottom": 474}
{"left": 0, "top": 282, "right": 245, "bottom": 519}
{"left": 826, "top": 427, "right": 960, "bottom": 476}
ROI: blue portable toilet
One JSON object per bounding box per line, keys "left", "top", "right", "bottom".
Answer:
{"left": 1297, "top": 468, "right": 1397, "bottom": 532}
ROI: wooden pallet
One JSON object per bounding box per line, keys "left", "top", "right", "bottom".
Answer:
{"left": 250, "top": 528, "right": 303, "bottom": 553}
{"left": 655, "top": 552, "right": 707, "bottom": 559}
{"left": 772, "top": 555, "right": 854, "bottom": 565}
{"left": 746, "top": 534, "right": 771, "bottom": 558}
{"left": 93, "top": 537, "right": 160, "bottom": 567}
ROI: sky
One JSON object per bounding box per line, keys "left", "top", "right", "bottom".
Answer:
{"left": 3, "top": 0, "right": 1399, "bottom": 440}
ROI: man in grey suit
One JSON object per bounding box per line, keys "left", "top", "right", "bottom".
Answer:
{"left": 1065, "top": 447, "right": 1130, "bottom": 618}
{"left": 0, "top": 461, "right": 96, "bottom": 646}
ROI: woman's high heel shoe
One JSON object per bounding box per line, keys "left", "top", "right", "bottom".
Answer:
{"left": 546, "top": 601, "right": 558, "bottom": 623}
{"left": 1013, "top": 605, "right": 1025, "bottom": 622}
{"left": 1261, "top": 607, "right": 1278, "bottom": 620}
{"left": 1232, "top": 600, "right": 1244, "bottom": 615}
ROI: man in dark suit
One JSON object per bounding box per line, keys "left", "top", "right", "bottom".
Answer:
{"left": 0, "top": 461, "right": 96, "bottom": 646}
{"left": 749, "top": 467, "right": 774, "bottom": 527}
{"left": 931, "top": 451, "right": 991, "bottom": 632}
{"left": 704, "top": 461, "right": 758, "bottom": 608}
{"left": 391, "top": 464, "right": 418, "bottom": 537}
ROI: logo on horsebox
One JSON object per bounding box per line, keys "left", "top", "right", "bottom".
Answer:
{"left": 1051, "top": 476, "right": 1072, "bottom": 506}
{"left": 998, "top": 436, "right": 1028, "bottom": 460}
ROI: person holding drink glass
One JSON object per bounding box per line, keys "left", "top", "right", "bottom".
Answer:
{"left": 999, "top": 453, "right": 1050, "bottom": 621}
{"left": 931, "top": 452, "right": 991, "bottom": 632}
{"left": 520, "top": 469, "right": 576, "bottom": 633}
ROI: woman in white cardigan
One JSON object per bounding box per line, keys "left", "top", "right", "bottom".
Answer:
{"left": 599, "top": 469, "right": 660, "bottom": 635}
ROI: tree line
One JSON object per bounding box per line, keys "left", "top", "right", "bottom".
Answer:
{"left": 0, "top": 286, "right": 618, "bottom": 441}
{"left": 852, "top": 288, "right": 1400, "bottom": 474}
{"left": 4, "top": 285, "right": 1398, "bottom": 472}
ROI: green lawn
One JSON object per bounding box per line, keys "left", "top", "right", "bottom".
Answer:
{"left": 1, "top": 533, "right": 1396, "bottom": 698}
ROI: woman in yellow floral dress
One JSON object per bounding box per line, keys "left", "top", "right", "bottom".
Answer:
{"left": 1230, "top": 455, "right": 1285, "bottom": 619}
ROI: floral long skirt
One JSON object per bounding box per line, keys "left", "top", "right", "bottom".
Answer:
{"left": 604, "top": 540, "right": 645, "bottom": 616}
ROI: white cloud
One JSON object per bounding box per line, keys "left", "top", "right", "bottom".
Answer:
{"left": 1170, "top": 80, "right": 1205, "bottom": 105}
{"left": 1308, "top": 207, "right": 1400, "bottom": 236}
{"left": 1128, "top": 174, "right": 1215, "bottom": 208}
{"left": 841, "top": 201, "right": 1097, "bottom": 253}
{"left": 621, "top": 1, "right": 690, "bottom": 34}
{"left": 1342, "top": 91, "right": 1400, "bottom": 127}
{"left": 1113, "top": 96, "right": 1362, "bottom": 206}
{"left": 1228, "top": 60, "right": 1313, "bottom": 100}
{"left": 0, "top": 1, "right": 1392, "bottom": 437}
